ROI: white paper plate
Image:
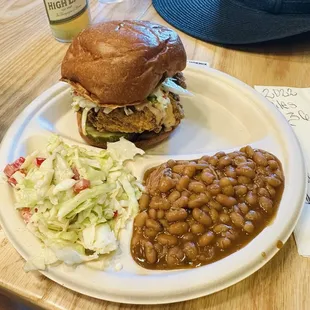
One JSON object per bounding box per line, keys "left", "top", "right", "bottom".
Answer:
{"left": 0, "top": 63, "right": 306, "bottom": 304}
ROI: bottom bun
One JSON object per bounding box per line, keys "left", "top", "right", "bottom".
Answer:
{"left": 77, "top": 112, "right": 176, "bottom": 149}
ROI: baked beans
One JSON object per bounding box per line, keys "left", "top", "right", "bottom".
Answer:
{"left": 131, "top": 147, "right": 284, "bottom": 270}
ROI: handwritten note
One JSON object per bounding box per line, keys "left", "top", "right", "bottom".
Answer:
{"left": 255, "top": 86, "right": 310, "bottom": 256}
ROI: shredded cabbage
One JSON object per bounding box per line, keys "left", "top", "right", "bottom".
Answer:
{"left": 161, "top": 78, "right": 193, "bottom": 96}
{"left": 71, "top": 78, "right": 192, "bottom": 115}
{"left": 70, "top": 77, "right": 192, "bottom": 138}
{"left": 11, "top": 135, "right": 144, "bottom": 270}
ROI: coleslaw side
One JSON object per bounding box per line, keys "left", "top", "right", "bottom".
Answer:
{"left": 3, "top": 135, "right": 144, "bottom": 270}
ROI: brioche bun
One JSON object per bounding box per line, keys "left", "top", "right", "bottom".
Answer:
{"left": 61, "top": 20, "right": 187, "bottom": 107}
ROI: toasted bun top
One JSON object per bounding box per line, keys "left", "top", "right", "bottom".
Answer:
{"left": 61, "top": 20, "right": 187, "bottom": 107}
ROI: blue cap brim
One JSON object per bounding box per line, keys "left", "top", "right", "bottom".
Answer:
{"left": 153, "top": 0, "right": 310, "bottom": 44}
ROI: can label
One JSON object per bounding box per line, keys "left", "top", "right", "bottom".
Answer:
{"left": 43, "top": 0, "right": 88, "bottom": 25}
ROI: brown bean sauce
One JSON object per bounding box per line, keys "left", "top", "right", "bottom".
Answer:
{"left": 131, "top": 146, "right": 284, "bottom": 270}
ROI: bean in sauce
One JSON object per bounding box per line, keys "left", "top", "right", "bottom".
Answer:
{"left": 132, "top": 146, "right": 284, "bottom": 270}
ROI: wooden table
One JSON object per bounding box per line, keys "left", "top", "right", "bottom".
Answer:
{"left": 1, "top": 0, "right": 310, "bottom": 309}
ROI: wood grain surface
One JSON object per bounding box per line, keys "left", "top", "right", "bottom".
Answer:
{"left": 1, "top": 0, "right": 310, "bottom": 309}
